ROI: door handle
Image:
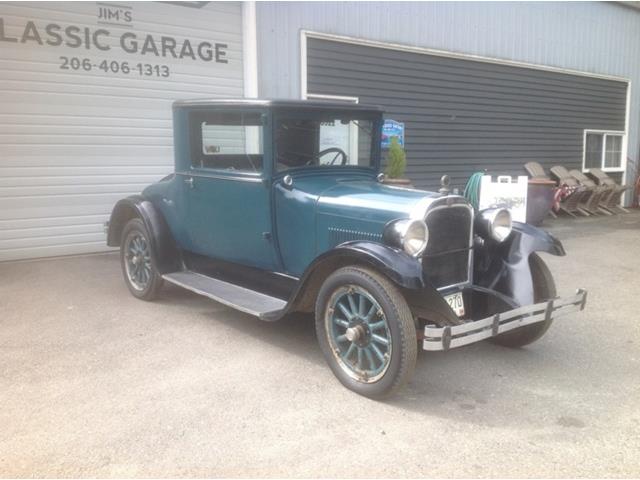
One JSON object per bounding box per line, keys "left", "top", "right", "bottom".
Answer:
{"left": 184, "top": 177, "right": 194, "bottom": 188}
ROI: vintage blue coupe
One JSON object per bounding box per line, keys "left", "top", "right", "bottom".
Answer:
{"left": 107, "top": 99, "right": 586, "bottom": 398}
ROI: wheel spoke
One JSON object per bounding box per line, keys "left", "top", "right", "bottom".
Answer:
{"left": 358, "top": 294, "right": 366, "bottom": 316}
{"left": 333, "top": 317, "right": 349, "bottom": 329}
{"left": 337, "top": 302, "right": 353, "bottom": 320}
{"left": 363, "top": 347, "right": 376, "bottom": 370}
{"left": 364, "top": 303, "right": 377, "bottom": 322}
{"left": 369, "top": 320, "right": 386, "bottom": 331}
{"left": 131, "top": 265, "right": 140, "bottom": 283}
{"left": 336, "top": 334, "right": 349, "bottom": 343}
{"left": 357, "top": 347, "right": 364, "bottom": 370}
{"left": 347, "top": 294, "right": 358, "bottom": 316}
{"left": 343, "top": 343, "right": 356, "bottom": 361}
{"left": 370, "top": 343, "right": 385, "bottom": 362}
{"left": 372, "top": 334, "right": 389, "bottom": 346}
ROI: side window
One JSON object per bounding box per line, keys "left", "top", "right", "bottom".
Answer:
{"left": 583, "top": 130, "right": 624, "bottom": 171}
{"left": 191, "top": 112, "right": 264, "bottom": 172}
{"left": 584, "top": 133, "right": 603, "bottom": 169}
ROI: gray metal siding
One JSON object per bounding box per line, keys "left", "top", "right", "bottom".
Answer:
{"left": 0, "top": 1, "right": 244, "bottom": 261}
{"left": 307, "top": 37, "right": 627, "bottom": 191}
{"left": 256, "top": 1, "right": 640, "bottom": 191}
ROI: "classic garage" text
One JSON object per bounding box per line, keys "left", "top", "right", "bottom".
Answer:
{"left": 0, "top": 18, "right": 228, "bottom": 63}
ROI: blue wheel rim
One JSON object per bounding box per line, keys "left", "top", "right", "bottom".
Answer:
{"left": 325, "top": 285, "right": 392, "bottom": 383}
{"left": 124, "top": 232, "right": 152, "bottom": 291}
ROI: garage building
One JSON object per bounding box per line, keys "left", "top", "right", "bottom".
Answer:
{"left": 0, "top": 1, "right": 248, "bottom": 261}
{"left": 1, "top": 1, "right": 640, "bottom": 261}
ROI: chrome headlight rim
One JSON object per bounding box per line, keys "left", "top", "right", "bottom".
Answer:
{"left": 383, "top": 218, "right": 429, "bottom": 257}
{"left": 476, "top": 208, "right": 513, "bottom": 243}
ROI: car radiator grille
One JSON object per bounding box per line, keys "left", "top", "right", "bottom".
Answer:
{"left": 421, "top": 199, "right": 473, "bottom": 289}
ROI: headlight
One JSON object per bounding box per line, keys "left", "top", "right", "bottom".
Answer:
{"left": 383, "top": 218, "right": 429, "bottom": 257}
{"left": 475, "top": 208, "right": 512, "bottom": 242}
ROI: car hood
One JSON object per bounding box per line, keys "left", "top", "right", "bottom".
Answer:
{"left": 290, "top": 173, "right": 440, "bottom": 223}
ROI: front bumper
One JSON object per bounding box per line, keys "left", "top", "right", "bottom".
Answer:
{"left": 422, "top": 289, "right": 587, "bottom": 351}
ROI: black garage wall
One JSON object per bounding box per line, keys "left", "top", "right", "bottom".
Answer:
{"left": 307, "top": 38, "right": 628, "bottom": 191}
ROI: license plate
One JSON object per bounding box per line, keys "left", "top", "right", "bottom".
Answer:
{"left": 444, "top": 292, "right": 465, "bottom": 317}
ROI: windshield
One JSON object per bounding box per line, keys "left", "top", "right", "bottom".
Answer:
{"left": 275, "top": 112, "right": 378, "bottom": 171}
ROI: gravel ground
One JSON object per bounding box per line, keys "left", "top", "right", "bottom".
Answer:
{"left": 1, "top": 212, "right": 639, "bottom": 478}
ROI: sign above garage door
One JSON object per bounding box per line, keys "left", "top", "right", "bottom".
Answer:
{"left": 0, "top": 2, "right": 244, "bottom": 261}
{"left": 0, "top": 11, "right": 230, "bottom": 67}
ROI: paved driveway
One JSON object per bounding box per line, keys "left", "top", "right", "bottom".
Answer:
{"left": 1, "top": 213, "right": 639, "bottom": 477}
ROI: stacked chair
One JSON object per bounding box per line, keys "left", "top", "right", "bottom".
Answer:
{"left": 568, "top": 169, "right": 615, "bottom": 215}
{"left": 588, "top": 168, "right": 630, "bottom": 213}
{"left": 550, "top": 165, "right": 609, "bottom": 216}
{"left": 523, "top": 161, "right": 631, "bottom": 219}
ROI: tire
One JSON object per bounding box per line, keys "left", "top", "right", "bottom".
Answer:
{"left": 315, "top": 266, "right": 417, "bottom": 399}
{"left": 120, "top": 218, "right": 164, "bottom": 301}
{"left": 491, "top": 253, "right": 557, "bottom": 348}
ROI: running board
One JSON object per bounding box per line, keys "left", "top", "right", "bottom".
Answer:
{"left": 162, "top": 270, "right": 287, "bottom": 321}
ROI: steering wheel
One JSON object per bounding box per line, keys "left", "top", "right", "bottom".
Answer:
{"left": 307, "top": 147, "right": 348, "bottom": 166}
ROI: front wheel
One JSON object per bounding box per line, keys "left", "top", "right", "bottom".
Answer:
{"left": 491, "top": 253, "right": 557, "bottom": 348}
{"left": 315, "top": 266, "right": 417, "bottom": 399}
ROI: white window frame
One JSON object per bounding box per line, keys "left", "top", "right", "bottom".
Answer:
{"left": 582, "top": 130, "right": 626, "bottom": 173}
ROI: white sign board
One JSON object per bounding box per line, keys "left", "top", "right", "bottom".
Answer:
{"left": 479, "top": 175, "right": 528, "bottom": 222}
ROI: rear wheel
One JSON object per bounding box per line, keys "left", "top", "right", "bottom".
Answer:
{"left": 491, "top": 253, "right": 557, "bottom": 348}
{"left": 120, "top": 218, "right": 163, "bottom": 301}
{"left": 315, "top": 266, "right": 417, "bottom": 399}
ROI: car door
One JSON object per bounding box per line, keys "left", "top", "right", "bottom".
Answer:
{"left": 178, "top": 109, "right": 278, "bottom": 270}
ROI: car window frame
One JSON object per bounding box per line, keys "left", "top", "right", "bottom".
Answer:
{"left": 187, "top": 107, "right": 270, "bottom": 180}
{"left": 272, "top": 108, "right": 382, "bottom": 175}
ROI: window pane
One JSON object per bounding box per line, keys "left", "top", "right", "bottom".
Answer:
{"left": 202, "top": 124, "right": 262, "bottom": 155}
{"left": 604, "top": 135, "right": 622, "bottom": 169}
{"left": 276, "top": 115, "right": 374, "bottom": 170}
{"left": 193, "top": 112, "right": 263, "bottom": 172}
{"left": 584, "top": 133, "right": 603, "bottom": 169}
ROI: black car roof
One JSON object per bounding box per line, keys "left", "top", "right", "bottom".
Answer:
{"left": 172, "top": 98, "right": 384, "bottom": 112}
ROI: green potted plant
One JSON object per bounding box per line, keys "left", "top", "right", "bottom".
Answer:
{"left": 382, "top": 137, "right": 412, "bottom": 187}
{"left": 384, "top": 137, "right": 412, "bottom": 187}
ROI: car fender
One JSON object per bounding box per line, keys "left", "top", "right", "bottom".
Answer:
{"left": 477, "top": 221, "right": 565, "bottom": 306}
{"left": 312, "top": 241, "right": 426, "bottom": 289}
{"left": 106, "top": 195, "right": 181, "bottom": 274}
{"left": 285, "top": 240, "right": 422, "bottom": 315}
{"left": 287, "top": 241, "right": 456, "bottom": 325}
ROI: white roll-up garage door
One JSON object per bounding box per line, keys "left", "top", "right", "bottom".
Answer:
{"left": 0, "top": 1, "right": 244, "bottom": 261}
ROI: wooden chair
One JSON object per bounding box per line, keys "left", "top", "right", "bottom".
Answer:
{"left": 569, "top": 169, "right": 614, "bottom": 215}
{"left": 549, "top": 165, "right": 598, "bottom": 217}
{"left": 588, "top": 168, "right": 630, "bottom": 213}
